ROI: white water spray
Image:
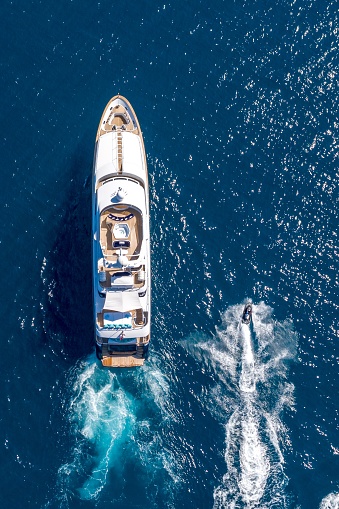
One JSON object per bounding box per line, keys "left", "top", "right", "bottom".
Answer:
{"left": 56, "top": 355, "right": 135, "bottom": 501}
{"left": 196, "top": 302, "right": 298, "bottom": 509}
{"left": 50, "top": 353, "right": 185, "bottom": 507}
{"left": 238, "top": 406, "right": 270, "bottom": 505}
{"left": 320, "top": 493, "right": 339, "bottom": 509}
{"left": 239, "top": 323, "right": 256, "bottom": 393}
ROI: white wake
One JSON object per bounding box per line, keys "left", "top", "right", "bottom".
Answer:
{"left": 55, "top": 355, "right": 135, "bottom": 502}
{"left": 320, "top": 493, "right": 339, "bottom": 509}
{"left": 239, "top": 324, "right": 256, "bottom": 393}
{"left": 214, "top": 302, "right": 297, "bottom": 508}
{"left": 183, "top": 302, "right": 297, "bottom": 508}
{"left": 48, "top": 353, "right": 185, "bottom": 508}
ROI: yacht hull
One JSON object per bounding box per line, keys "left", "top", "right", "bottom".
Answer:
{"left": 92, "top": 96, "right": 150, "bottom": 367}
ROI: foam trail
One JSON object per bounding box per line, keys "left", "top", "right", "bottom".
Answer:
{"left": 49, "top": 353, "right": 185, "bottom": 508}
{"left": 239, "top": 324, "right": 255, "bottom": 393}
{"left": 264, "top": 412, "right": 285, "bottom": 465}
{"left": 239, "top": 405, "right": 270, "bottom": 505}
{"left": 77, "top": 387, "right": 133, "bottom": 500}
{"left": 56, "top": 354, "right": 135, "bottom": 502}
{"left": 195, "top": 302, "right": 298, "bottom": 508}
{"left": 133, "top": 359, "right": 187, "bottom": 488}
{"left": 320, "top": 493, "right": 339, "bottom": 509}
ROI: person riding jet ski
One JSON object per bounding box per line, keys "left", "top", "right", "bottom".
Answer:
{"left": 242, "top": 304, "right": 252, "bottom": 325}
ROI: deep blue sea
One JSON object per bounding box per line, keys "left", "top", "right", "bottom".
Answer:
{"left": 1, "top": 0, "right": 338, "bottom": 507}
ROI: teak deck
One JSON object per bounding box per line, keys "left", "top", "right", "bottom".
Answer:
{"left": 102, "top": 355, "right": 145, "bottom": 367}
{"left": 100, "top": 208, "right": 142, "bottom": 262}
{"left": 97, "top": 104, "right": 140, "bottom": 139}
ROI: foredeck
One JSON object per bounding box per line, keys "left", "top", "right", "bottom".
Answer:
{"left": 97, "top": 102, "right": 140, "bottom": 140}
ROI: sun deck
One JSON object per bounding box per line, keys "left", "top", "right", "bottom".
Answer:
{"left": 96, "top": 309, "right": 148, "bottom": 330}
{"left": 99, "top": 206, "right": 143, "bottom": 262}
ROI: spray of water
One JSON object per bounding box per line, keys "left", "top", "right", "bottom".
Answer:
{"left": 239, "top": 324, "right": 256, "bottom": 393}
{"left": 213, "top": 302, "right": 297, "bottom": 508}
{"left": 320, "top": 493, "right": 339, "bottom": 509}
{"left": 47, "top": 353, "right": 185, "bottom": 508}
{"left": 55, "top": 354, "right": 135, "bottom": 502}
{"left": 183, "top": 302, "right": 297, "bottom": 508}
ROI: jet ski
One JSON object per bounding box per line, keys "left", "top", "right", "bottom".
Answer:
{"left": 242, "top": 304, "right": 252, "bottom": 325}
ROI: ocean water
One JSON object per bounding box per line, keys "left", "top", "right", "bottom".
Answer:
{"left": 1, "top": 0, "right": 338, "bottom": 508}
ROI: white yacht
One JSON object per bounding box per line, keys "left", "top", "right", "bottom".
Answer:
{"left": 92, "top": 95, "right": 150, "bottom": 367}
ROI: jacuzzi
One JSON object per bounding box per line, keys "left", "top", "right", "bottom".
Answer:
{"left": 113, "top": 223, "right": 130, "bottom": 239}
